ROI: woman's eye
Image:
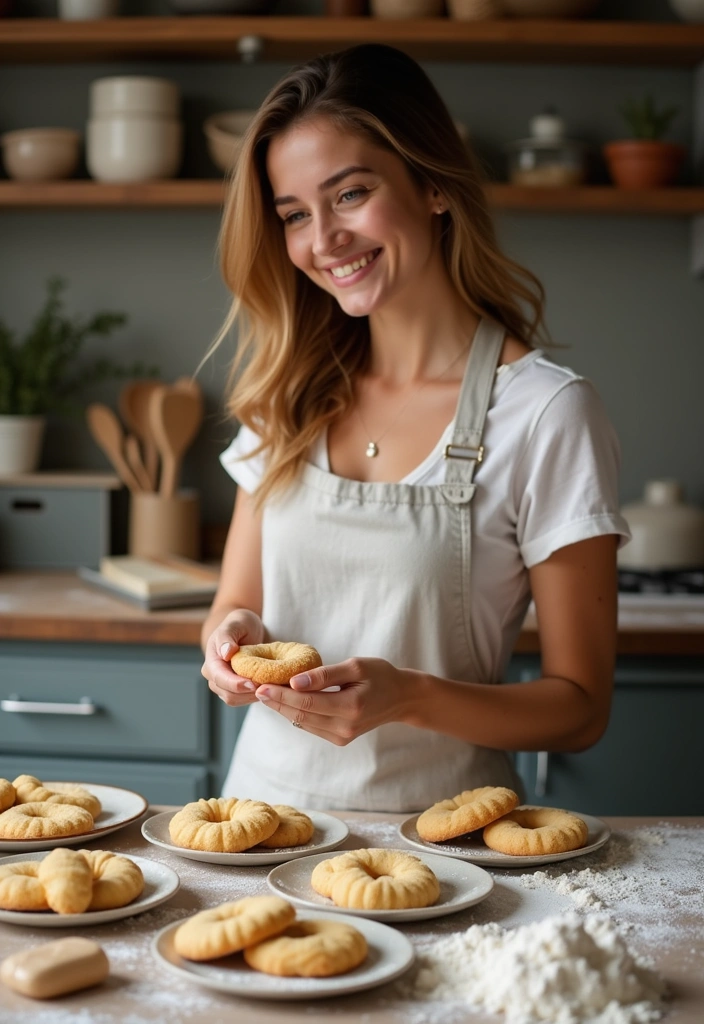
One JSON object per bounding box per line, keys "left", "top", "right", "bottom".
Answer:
{"left": 283, "top": 210, "right": 306, "bottom": 225}
{"left": 339, "top": 188, "right": 366, "bottom": 203}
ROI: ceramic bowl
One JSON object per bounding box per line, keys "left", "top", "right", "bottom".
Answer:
{"left": 502, "top": 0, "right": 599, "bottom": 14}
{"left": 0, "top": 127, "right": 81, "bottom": 181}
{"left": 668, "top": 0, "right": 704, "bottom": 22}
{"left": 87, "top": 116, "right": 183, "bottom": 182}
{"left": 370, "top": 0, "right": 444, "bottom": 16}
{"left": 58, "top": 0, "right": 120, "bottom": 17}
{"left": 203, "top": 110, "right": 257, "bottom": 174}
{"left": 90, "top": 77, "right": 180, "bottom": 118}
{"left": 168, "top": 0, "right": 276, "bottom": 12}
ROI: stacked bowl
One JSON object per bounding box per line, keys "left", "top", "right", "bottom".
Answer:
{"left": 86, "top": 76, "right": 183, "bottom": 183}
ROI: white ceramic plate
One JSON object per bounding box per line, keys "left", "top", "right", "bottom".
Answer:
{"left": 153, "top": 909, "right": 414, "bottom": 1001}
{"left": 266, "top": 848, "right": 494, "bottom": 923}
{"left": 398, "top": 808, "right": 612, "bottom": 868}
{"left": 141, "top": 809, "right": 349, "bottom": 866}
{"left": 0, "top": 783, "right": 149, "bottom": 853}
{"left": 0, "top": 852, "right": 179, "bottom": 927}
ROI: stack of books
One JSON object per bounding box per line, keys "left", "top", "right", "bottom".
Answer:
{"left": 78, "top": 555, "right": 219, "bottom": 609}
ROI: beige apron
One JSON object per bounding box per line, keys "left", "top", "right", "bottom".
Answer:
{"left": 223, "top": 317, "right": 523, "bottom": 812}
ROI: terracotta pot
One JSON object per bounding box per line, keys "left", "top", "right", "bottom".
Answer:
{"left": 603, "top": 140, "right": 686, "bottom": 189}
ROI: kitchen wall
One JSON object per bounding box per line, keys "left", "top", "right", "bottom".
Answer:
{"left": 1, "top": 0, "right": 703, "bottom": 528}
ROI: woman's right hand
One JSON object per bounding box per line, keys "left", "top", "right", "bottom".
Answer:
{"left": 201, "top": 609, "right": 264, "bottom": 707}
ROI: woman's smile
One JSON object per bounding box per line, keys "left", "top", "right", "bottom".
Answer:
{"left": 323, "top": 247, "right": 382, "bottom": 286}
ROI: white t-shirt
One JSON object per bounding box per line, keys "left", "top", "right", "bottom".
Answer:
{"left": 220, "top": 350, "right": 630, "bottom": 683}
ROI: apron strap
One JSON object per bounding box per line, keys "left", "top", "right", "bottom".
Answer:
{"left": 443, "top": 317, "right": 504, "bottom": 486}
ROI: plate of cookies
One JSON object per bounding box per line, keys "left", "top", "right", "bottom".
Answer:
{"left": 153, "top": 895, "right": 414, "bottom": 1000}
{"left": 266, "top": 847, "right": 494, "bottom": 923}
{"left": 0, "top": 848, "right": 180, "bottom": 927}
{"left": 0, "top": 776, "right": 148, "bottom": 853}
{"left": 141, "top": 799, "right": 350, "bottom": 866}
{"left": 398, "top": 787, "right": 611, "bottom": 868}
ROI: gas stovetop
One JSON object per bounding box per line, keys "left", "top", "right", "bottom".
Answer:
{"left": 618, "top": 569, "right": 704, "bottom": 595}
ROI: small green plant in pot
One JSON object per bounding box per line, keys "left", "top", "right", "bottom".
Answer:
{"left": 0, "top": 277, "right": 155, "bottom": 475}
{"left": 603, "top": 95, "right": 685, "bottom": 189}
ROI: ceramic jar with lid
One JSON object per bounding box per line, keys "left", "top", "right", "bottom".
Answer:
{"left": 618, "top": 479, "right": 704, "bottom": 571}
{"left": 506, "top": 110, "right": 587, "bottom": 187}
{"left": 86, "top": 76, "right": 183, "bottom": 183}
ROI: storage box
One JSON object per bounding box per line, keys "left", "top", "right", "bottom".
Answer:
{"left": 0, "top": 472, "right": 120, "bottom": 569}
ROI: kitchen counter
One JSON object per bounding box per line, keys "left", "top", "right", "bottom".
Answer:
{"left": 1, "top": 571, "right": 704, "bottom": 655}
{"left": 0, "top": 811, "right": 702, "bottom": 1023}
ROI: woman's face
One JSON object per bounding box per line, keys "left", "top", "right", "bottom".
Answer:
{"left": 266, "top": 117, "right": 441, "bottom": 319}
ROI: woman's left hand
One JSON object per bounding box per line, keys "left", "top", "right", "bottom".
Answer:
{"left": 254, "top": 658, "right": 418, "bottom": 745}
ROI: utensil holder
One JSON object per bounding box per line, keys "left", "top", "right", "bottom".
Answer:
{"left": 129, "top": 489, "right": 200, "bottom": 560}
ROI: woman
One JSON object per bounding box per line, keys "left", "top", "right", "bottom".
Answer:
{"left": 201, "top": 44, "right": 629, "bottom": 812}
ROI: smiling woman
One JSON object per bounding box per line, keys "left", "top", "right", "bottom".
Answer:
{"left": 199, "top": 44, "right": 630, "bottom": 813}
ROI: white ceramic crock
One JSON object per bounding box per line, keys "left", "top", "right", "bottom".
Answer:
{"left": 58, "top": 0, "right": 120, "bottom": 18}
{"left": 0, "top": 416, "right": 46, "bottom": 475}
{"left": 86, "top": 116, "right": 183, "bottom": 182}
{"left": 618, "top": 479, "right": 704, "bottom": 571}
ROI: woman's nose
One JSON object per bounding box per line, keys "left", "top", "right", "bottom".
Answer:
{"left": 311, "top": 214, "right": 352, "bottom": 257}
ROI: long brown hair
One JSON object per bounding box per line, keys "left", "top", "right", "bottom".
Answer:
{"left": 214, "top": 44, "right": 546, "bottom": 506}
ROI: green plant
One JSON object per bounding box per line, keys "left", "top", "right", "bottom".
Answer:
{"left": 0, "top": 277, "right": 157, "bottom": 416}
{"left": 620, "top": 95, "right": 679, "bottom": 141}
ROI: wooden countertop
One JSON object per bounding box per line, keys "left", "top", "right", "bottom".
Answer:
{"left": 0, "top": 571, "right": 703, "bottom": 656}
{"left": 0, "top": 811, "right": 702, "bottom": 1023}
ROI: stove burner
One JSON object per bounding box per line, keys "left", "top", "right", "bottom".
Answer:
{"left": 618, "top": 568, "right": 704, "bottom": 595}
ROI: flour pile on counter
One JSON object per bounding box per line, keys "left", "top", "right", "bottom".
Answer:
{"left": 407, "top": 912, "right": 665, "bottom": 1024}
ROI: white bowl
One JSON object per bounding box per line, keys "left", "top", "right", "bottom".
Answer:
{"left": 0, "top": 127, "right": 81, "bottom": 181}
{"left": 668, "top": 0, "right": 704, "bottom": 22}
{"left": 90, "top": 76, "right": 180, "bottom": 118}
{"left": 87, "top": 116, "right": 183, "bottom": 182}
{"left": 203, "top": 109, "right": 257, "bottom": 173}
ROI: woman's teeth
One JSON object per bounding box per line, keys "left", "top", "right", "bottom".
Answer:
{"left": 330, "top": 250, "right": 377, "bottom": 279}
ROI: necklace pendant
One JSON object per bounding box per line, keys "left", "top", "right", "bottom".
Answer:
{"left": 365, "top": 441, "right": 379, "bottom": 458}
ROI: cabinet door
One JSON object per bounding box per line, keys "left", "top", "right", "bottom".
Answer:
{"left": 0, "top": 642, "right": 208, "bottom": 761}
{"left": 513, "top": 657, "right": 703, "bottom": 815}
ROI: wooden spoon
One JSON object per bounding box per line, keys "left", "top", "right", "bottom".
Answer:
{"left": 125, "top": 434, "right": 153, "bottom": 492}
{"left": 148, "top": 387, "right": 204, "bottom": 498}
{"left": 118, "top": 380, "right": 163, "bottom": 491}
{"left": 86, "top": 403, "right": 141, "bottom": 493}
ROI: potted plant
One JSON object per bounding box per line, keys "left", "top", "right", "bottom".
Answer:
{"left": 0, "top": 277, "right": 152, "bottom": 474}
{"left": 603, "top": 96, "right": 685, "bottom": 189}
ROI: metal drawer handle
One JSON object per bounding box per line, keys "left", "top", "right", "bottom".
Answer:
{"left": 1, "top": 696, "right": 97, "bottom": 716}
{"left": 535, "top": 751, "right": 549, "bottom": 797}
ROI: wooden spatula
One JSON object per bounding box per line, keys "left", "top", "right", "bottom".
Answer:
{"left": 86, "top": 403, "right": 142, "bottom": 493}
{"left": 148, "top": 386, "right": 204, "bottom": 498}
{"left": 118, "top": 379, "right": 163, "bottom": 491}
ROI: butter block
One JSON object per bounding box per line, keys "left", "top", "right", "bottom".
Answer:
{"left": 0, "top": 937, "right": 109, "bottom": 999}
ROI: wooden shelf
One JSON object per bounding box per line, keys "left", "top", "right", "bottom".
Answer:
{"left": 2, "top": 180, "right": 704, "bottom": 214}
{"left": 2, "top": 16, "right": 704, "bottom": 66}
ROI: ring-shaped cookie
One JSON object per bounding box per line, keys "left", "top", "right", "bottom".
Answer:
{"left": 0, "top": 862, "right": 49, "bottom": 912}
{"left": 79, "top": 850, "right": 145, "bottom": 910}
{"left": 0, "top": 802, "right": 94, "bottom": 841}
{"left": 38, "top": 848, "right": 94, "bottom": 915}
{"left": 174, "top": 896, "right": 296, "bottom": 961}
{"left": 12, "top": 775, "right": 102, "bottom": 819}
{"left": 416, "top": 786, "right": 519, "bottom": 842}
{"left": 168, "top": 797, "right": 280, "bottom": 853}
{"left": 244, "top": 919, "right": 368, "bottom": 977}
{"left": 482, "top": 806, "right": 589, "bottom": 856}
{"left": 229, "top": 642, "right": 322, "bottom": 685}
{"left": 311, "top": 848, "right": 440, "bottom": 910}
{"left": 256, "top": 806, "right": 315, "bottom": 849}
{"left": 0, "top": 779, "right": 15, "bottom": 813}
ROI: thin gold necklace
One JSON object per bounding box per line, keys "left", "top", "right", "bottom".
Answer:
{"left": 356, "top": 342, "right": 471, "bottom": 459}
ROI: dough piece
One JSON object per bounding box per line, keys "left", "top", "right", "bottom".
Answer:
{"left": 256, "top": 806, "right": 315, "bottom": 849}
{"left": 311, "top": 848, "right": 440, "bottom": 910}
{"left": 416, "top": 786, "right": 519, "bottom": 842}
{"left": 482, "top": 806, "right": 589, "bottom": 856}
{"left": 38, "top": 848, "right": 93, "bottom": 915}
{"left": 244, "top": 919, "right": 367, "bottom": 978}
{"left": 12, "top": 775, "right": 102, "bottom": 819}
{"left": 229, "top": 641, "right": 322, "bottom": 685}
{"left": 0, "top": 862, "right": 49, "bottom": 912}
{"left": 0, "top": 937, "right": 109, "bottom": 999}
{"left": 168, "top": 797, "right": 279, "bottom": 853}
{"left": 174, "top": 896, "right": 296, "bottom": 961}
{"left": 0, "top": 802, "right": 94, "bottom": 840}
{"left": 79, "top": 850, "right": 145, "bottom": 911}
{"left": 0, "top": 778, "right": 15, "bottom": 812}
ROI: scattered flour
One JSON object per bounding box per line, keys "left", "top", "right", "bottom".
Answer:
{"left": 404, "top": 913, "right": 665, "bottom": 1024}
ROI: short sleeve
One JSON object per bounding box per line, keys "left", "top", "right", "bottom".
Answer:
{"left": 513, "top": 378, "right": 631, "bottom": 568}
{"left": 219, "top": 423, "right": 265, "bottom": 494}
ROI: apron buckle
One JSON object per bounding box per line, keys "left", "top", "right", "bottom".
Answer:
{"left": 443, "top": 443, "right": 484, "bottom": 463}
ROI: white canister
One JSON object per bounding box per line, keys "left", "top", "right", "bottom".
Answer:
{"left": 618, "top": 479, "right": 704, "bottom": 571}
{"left": 86, "top": 115, "right": 183, "bottom": 182}
{"left": 58, "top": 0, "right": 120, "bottom": 18}
{"left": 89, "top": 77, "right": 180, "bottom": 119}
